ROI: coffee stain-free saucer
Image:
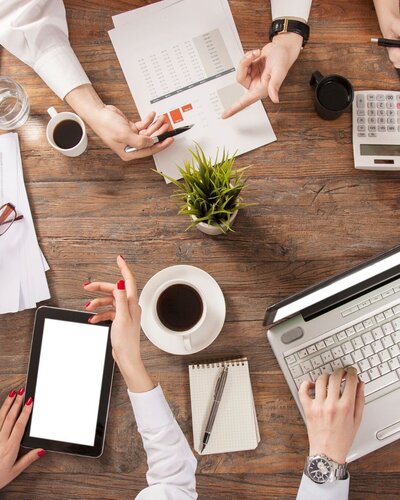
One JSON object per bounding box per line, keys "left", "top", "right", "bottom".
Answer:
{"left": 139, "top": 265, "right": 226, "bottom": 355}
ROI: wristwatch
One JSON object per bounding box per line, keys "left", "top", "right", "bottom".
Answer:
{"left": 269, "top": 18, "right": 310, "bottom": 47}
{"left": 304, "top": 454, "right": 348, "bottom": 484}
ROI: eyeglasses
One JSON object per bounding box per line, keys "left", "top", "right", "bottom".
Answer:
{"left": 0, "top": 203, "right": 24, "bottom": 236}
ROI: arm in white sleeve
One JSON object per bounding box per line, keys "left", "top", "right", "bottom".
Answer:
{"left": 0, "top": 0, "right": 90, "bottom": 99}
{"left": 296, "top": 474, "right": 350, "bottom": 500}
{"left": 128, "top": 385, "right": 197, "bottom": 500}
{"left": 271, "top": 0, "right": 312, "bottom": 23}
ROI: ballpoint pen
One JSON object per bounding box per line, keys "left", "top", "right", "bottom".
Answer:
{"left": 201, "top": 364, "right": 229, "bottom": 453}
{"left": 124, "top": 124, "right": 194, "bottom": 153}
{"left": 371, "top": 37, "right": 400, "bottom": 48}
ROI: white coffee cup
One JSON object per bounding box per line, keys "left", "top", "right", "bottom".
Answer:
{"left": 153, "top": 280, "right": 207, "bottom": 352}
{"left": 46, "top": 107, "right": 87, "bottom": 157}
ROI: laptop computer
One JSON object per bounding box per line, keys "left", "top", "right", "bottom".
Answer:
{"left": 264, "top": 245, "right": 400, "bottom": 462}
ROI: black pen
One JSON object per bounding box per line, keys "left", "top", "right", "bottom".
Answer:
{"left": 201, "top": 365, "right": 229, "bottom": 453}
{"left": 124, "top": 124, "right": 194, "bottom": 153}
{"left": 371, "top": 37, "right": 400, "bottom": 48}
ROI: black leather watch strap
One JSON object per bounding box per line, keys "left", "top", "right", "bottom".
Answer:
{"left": 269, "top": 19, "right": 310, "bottom": 47}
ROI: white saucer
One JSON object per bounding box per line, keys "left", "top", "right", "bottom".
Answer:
{"left": 139, "top": 265, "right": 226, "bottom": 355}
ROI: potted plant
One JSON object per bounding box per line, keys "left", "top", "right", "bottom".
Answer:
{"left": 157, "top": 144, "right": 251, "bottom": 235}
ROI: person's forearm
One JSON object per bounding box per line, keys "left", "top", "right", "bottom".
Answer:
{"left": 374, "top": 0, "right": 400, "bottom": 36}
{"left": 116, "top": 356, "right": 155, "bottom": 393}
{"left": 65, "top": 84, "right": 105, "bottom": 123}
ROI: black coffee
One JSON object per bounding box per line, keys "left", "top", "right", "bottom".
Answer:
{"left": 53, "top": 119, "right": 83, "bottom": 149}
{"left": 156, "top": 284, "right": 203, "bottom": 332}
{"left": 317, "top": 81, "right": 349, "bottom": 111}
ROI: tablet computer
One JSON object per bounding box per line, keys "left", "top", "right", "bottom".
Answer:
{"left": 22, "top": 306, "right": 114, "bottom": 458}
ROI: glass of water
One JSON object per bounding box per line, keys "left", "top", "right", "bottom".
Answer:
{"left": 0, "top": 77, "right": 30, "bottom": 131}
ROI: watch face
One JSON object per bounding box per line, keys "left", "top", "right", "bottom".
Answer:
{"left": 308, "top": 457, "right": 332, "bottom": 484}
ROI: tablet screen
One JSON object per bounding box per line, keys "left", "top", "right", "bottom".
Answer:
{"left": 29, "top": 318, "right": 109, "bottom": 446}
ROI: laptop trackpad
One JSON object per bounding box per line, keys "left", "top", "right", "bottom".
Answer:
{"left": 377, "top": 420, "right": 400, "bottom": 440}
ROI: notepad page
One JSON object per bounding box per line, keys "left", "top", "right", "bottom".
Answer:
{"left": 189, "top": 360, "right": 259, "bottom": 454}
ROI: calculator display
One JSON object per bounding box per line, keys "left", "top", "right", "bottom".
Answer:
{"left": 360, "top": 144, "right": 400, "bottom": 156}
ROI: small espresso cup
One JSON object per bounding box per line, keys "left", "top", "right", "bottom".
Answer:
{"left": 46, "top": 107, "right": 87, "bottom": 157}
{"left": 310, "top": 71, "right": 354, "bottom": 120}
{"left": 153, "top": 280, "right": 207, "bottom": 352}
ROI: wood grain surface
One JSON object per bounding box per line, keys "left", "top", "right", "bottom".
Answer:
{"left": 1, "top": 0, "right": 400, "bottom": 498}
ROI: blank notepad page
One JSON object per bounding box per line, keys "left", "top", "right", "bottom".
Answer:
{"left": 189, "top": 358, "right": 259, "bottom": 455}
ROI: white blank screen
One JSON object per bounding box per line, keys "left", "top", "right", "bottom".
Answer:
{"left": 30, "top": 318, "right": 109, "bottom": 446}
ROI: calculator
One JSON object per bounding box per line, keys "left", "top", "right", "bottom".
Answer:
{"left": 353, "top": 90, "right": 400, "bottom": 170}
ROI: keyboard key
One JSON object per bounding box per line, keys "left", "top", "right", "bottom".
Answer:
{"left": 354, "top": 323, "right": 364, "bottom": 333}
{"left": 367, "top": 109, "right": 376, "bottom": 116}
{"left": 359, "top": 371, "right": 370, "bottom": 383}
{"left": 336, "top": 331, "right": 347, "bottom": 341}
{"left": 370, "top": 294, "right": 382, "bottom": 304}
{"left": 389, "top": 357, "right": 400, "bottom": 370}
{"left": 386, "top": 94, "right": 394, "bottom": 100}
{"left": 367, "top": 367, "right": 380, "bottom": 380}
{"left": 331, "top": 359, "right": 343, "bottom": 370}
{"left": 286, "top": 354, "right": 297, "bottom": 365}
{"left": 325, "top": 336, "right": 335, "bottom": 346}
{"left": 372, "top": 327, "right": 384, "bottom": 340}
{"left": 372, "top": 339, "right": 384, "bottom": 353}
{"left": 298, "top": 348, "right": 308, "bottom": 359}
{"left": 378, "top": 125, "right": 387, "bottom": 132}
{"left": 357, "top": 117, "right": 366, "bottom": 124}
{"left": 342, "top": 341, "right": 354, "bottom": 354}
{"left": 362, "top": 331, "right": 374, "bottom": 344}
{"left": 388, "top": 125, "right": 396, "bottom": 132}
{"left": 357, "top": 94, "right": 365, "bottom": 107}
{"left": 383, "top": 289, "right": 394, "bottom": 297}
{"left": 361, "top": 345, "right": 373, "bottom": 358}
{"left": 321, "top": 351, "right": 333, "bottom": 363}
{"left": 392, "top": 304, "right": 400, "bottom": 314}
{"left": 311, "top": 355, "right": 323, "bottom": 369}
{"left": 392, "top": 318, "right": 400, "bottom": 330}
{"left": 387, "top": 118, "right": 396, "bottom": 125}
{"left": 352, "top": 349, "right": 363, "bottom": 363}
{"left": 386, "top": 101, "right": 395, "bottom": 109}
{"left": 357, "top": 125, "right": 366, "bottom": 132}
{"left": 383, "top": 322, "right": 395, "bottom": 335}
{"left": 389, "top": 344, "right": 400, "bottom": 357}
{"left": 341, "top": 354, "right": 353, "bottom": 367}
{"left": 352, "top": 337, "right": 364, "bottom": 349}
{"left": 363, "top": 319, "right": 374, "bottom": 329}
{"left": 368, "top": 118, "right": 376, "bottom": 125}
{"left": 367, "top": 101, "right": 375, "bottom": 108}
{"left": 307, "top": 345, "right": 317, "bottom": 355}
{"left": 368, "top": 354, "right": 380, "bottom": 367}
{"left": 365, "top": 370, "right": 398, "bottom": 397}
{"left": 379, "top": 349, "right": 391, "bottom": 363}
{"left": 345, "top": 327, "right": 356, "bottom": 337}
{"left": 393, "top": 331, "right": 400, "bottom": 343}
{"left": 310, "top": 368, "right": 322, "bottom": 381}
{"left": 377, "top": 101, "right": 385, "bottom": 109}
{"left": 357, "top": 109, "right": 366, "bottom": 116}
{"left": 301, "top": 360, "right": 313, "bottom": 372}
{"left": 320, "top": 364, "right": 332, "bottom": 375}
{"left": 382, "top": 336, "right": 394, "bottom": 348}
{"left": 367, "top": 94, "right": 375, "bottom": 101}
{"left": 359, "top": 358, "right": 371, "bottom": 371}
{"left": 295, "top": 373, "right": 311, "bottom": 389}
{"left": 316, "top": 341, "right": 326, "bottom": 351}
{"left": 290, "top": 364, "right": 304, "bottom": 378}
{"left": 332, "top": 346, "right": 344, "bottom": 359}
{"left": 375, "top": 313, "right": 385, "bottom": 322}
{"left": 377, "top": 94, "right": 385, "bottom": 101}
{"left": 378, "top": 362, "right": 391, "bottom": 375}
{"left": 384, "top": 308, "right": 394, "bottom": 319}
{"left": 359, "top": 300, "right": 371, "bottom": 309}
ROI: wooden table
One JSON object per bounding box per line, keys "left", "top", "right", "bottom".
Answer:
{"left": 1, "top": 1, "right": 400, "bottom": 498}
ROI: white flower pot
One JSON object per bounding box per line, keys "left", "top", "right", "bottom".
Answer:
{"left": 191, "top": 209, "right": 238, "bottom": 236}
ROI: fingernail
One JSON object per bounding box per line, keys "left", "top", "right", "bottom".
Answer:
{"left": 119, "top": 254, "right": 125, "bottom": 261}
{"left": 8, "top": 390, "right": 16, "bottom": 398}
{"left": 37, "top": 450, "right": 46, "bottom": 457}
{"left": 84, "top": 302, "right": 91, "bottom": 308}
{"left": 18, "top": 387, "right": 25, "bottom": 396}
{"left": 25, "top": 397, "right": 33, "bottom": 406}
{"left": 83, "top": 281, "right": 91, "bottom": 287}
{"left": 88, "top": 316, "right": 95, "bottom": 323}
{"left": 117, "top": 279, "right": 125, "bottom": 290}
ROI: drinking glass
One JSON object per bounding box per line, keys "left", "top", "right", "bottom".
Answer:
{"left": 0, "top": 77, "right": 30, "bottom": 130}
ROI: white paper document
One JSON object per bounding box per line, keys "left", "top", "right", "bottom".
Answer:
{"left": 0, "top": 133, "right": 50, "bottom": 314}
{"left": 109, "top": 0, "right": 276, "bottom": 180}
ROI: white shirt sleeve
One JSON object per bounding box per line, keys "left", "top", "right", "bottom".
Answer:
{"left": 0, "top": 0, "right": 90, "bottom": 100}
{"left": 271, "top": 0, "right": 312, "bottom": 22}
{"left": 128, "top": 385, "right": 198, "bottom": 500}
{"left": 296, "top": 473, "right": 350, "bottom": 500}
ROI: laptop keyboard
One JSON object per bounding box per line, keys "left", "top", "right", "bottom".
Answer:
{"left": 285, "top": 303, "right": 400, "bottom": 397}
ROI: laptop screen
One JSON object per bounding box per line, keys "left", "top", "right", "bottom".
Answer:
{"left": 265, "top": 245, "right": 400, "bottom": 327}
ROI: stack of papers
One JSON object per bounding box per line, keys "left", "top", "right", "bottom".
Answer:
{"left": 109, "top": 0, "right": 276, "bottom": 181}
{"left": 0, "top": 133, "right": 50, "bottom": 314}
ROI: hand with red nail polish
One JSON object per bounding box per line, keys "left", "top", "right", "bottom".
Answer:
{"left": 0, "top": 391, "right": 44, "bottom": 489}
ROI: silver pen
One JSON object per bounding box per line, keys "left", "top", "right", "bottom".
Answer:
{"left": 200, "top": 365, "right": 229, "bottom": 453}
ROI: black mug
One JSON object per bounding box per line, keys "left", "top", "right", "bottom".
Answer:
{"left": 310, "top": 71, "right": 354, "bottom": 120}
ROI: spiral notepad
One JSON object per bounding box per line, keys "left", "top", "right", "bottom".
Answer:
{"left": 188, "top": 357, "right": 260, "bottom": 455}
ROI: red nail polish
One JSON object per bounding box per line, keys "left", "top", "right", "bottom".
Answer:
{"left": 119, "top": 255, "right": 125, "bottom": 261}
{"left": 8, "top": 390, "right": 16, "bottom": 398}
{"left": 83, "top": 281, "right": 91, "bottom": 287}
{"left": 84, "top": 302, "right": 91, "bottom": 308}
{"left": 18, "top": 388, "right": 25, "bottom": 396}
{"left": 37, "top": 450, "right": 46, "bottom": 457}
{"left": 25, "top": 397, "right": 33, "bottom": 406}
{"left": 88, "top": 315, "right": 95, "bottom": 322}
{"left": 117, "top": 279, "right": 125, "bottom": 290}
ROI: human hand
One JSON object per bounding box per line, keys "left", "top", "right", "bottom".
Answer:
{"left": 83, "top": 255, "right": 154, "bottom": 393}
{"left": 299, "top": 367, "right": 365, "bottom": 463}
{"left": 221, "top": 33, "right": 303, "bottom": 119}
{"left": 383, "top": 18, "right": 400, "bottom": 69}
{"left": 0, "top": 389, "right": 45, "bottom": 490}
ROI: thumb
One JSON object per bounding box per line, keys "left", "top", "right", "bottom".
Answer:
{"left": 126, "top": 129, "right": 154, "bottom": 150}
{"left": 12, "top": 449, "right": 45, "bottom": 477}
{"left": 113, "top": 279, "right": 130, "bottom": 319}
{"left": 268, "top": 66, "right": 287, "bottom": 103}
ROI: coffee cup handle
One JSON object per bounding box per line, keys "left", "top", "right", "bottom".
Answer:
{"left": 183, "top": 335, "right": 192, "bottom": 352}
{"left": 47, "top": 107, "right": 58, "bottom": 118}
{"left": 310, "top": 71, "right": 324, "bottom": 89}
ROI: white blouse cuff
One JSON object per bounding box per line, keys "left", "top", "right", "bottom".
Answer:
{"left": 271, "top": 0, "right": 312, "bottom": 23}
{"left": 128, "top": 385, "right": 174, "bottom": 432}
{"left": 33, "top": 44, "right": 91, "bottom": 100}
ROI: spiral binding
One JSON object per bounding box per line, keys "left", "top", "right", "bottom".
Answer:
{"left": 190, "top": 357, "right": 247, "bottom": 369}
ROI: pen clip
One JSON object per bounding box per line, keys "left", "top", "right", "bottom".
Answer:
{"left": 214, "top": 365, "right": 228, "bottom": 397}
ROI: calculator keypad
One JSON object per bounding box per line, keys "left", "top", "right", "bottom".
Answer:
{"left": 355, "top": 92, "right": 400, "bottom": 137}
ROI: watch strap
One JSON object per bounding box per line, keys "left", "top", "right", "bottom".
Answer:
{"left": 269, "top": 19, "right": 310, "bottom": 47}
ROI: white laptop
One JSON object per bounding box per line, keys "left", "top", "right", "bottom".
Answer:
{"left": 265, "top": 245, "right": 400, "bottom": 461}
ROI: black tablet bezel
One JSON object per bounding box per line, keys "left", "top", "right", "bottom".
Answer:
{"left": 22, "top": 306, "right": 114, "bottom": 458}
